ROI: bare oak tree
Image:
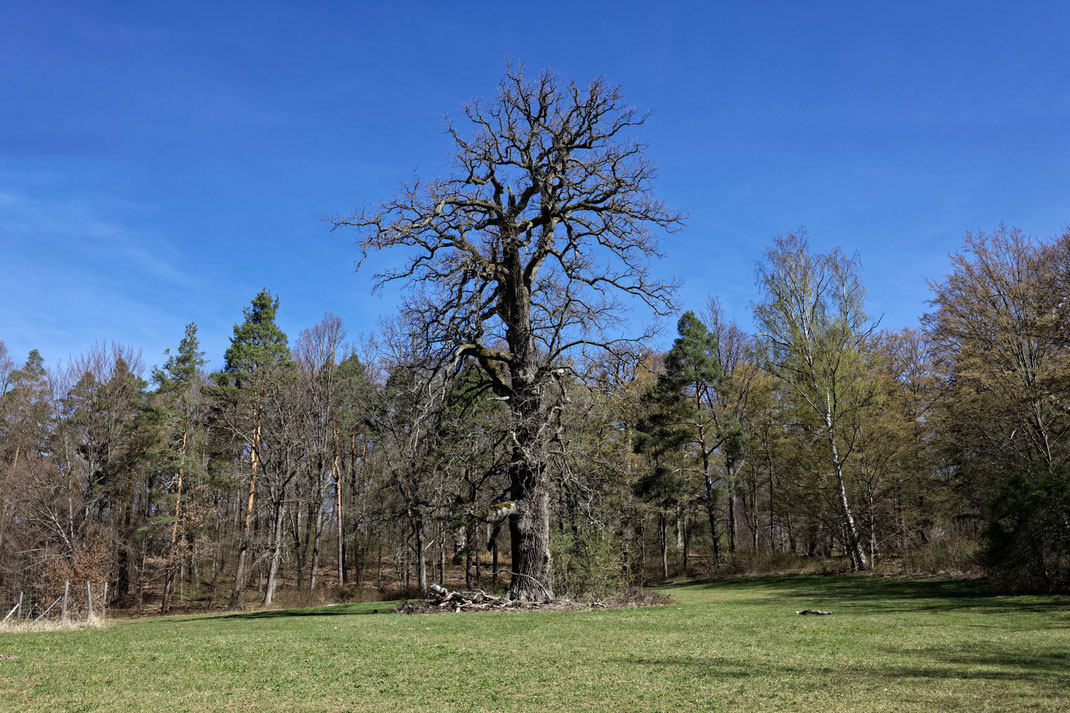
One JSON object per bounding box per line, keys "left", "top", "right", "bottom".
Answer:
{"left": 333, "top": 66, "right": 680, "bottom": 601}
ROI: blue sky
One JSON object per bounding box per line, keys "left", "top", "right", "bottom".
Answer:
{"left": 2, "top": 1, "right": 1069, "bottom": 371}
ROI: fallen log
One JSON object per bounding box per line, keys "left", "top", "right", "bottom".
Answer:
{"left": 795, "top": 609, "right": 833, "bottom": 615}
{"left": 426, "top": 583, "right": 509, "bottom": 612}
{"left": 401, "top": 585, "right": 673, "bottom": 615}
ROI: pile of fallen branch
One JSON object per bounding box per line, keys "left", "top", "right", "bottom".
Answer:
{"left": 399, "top": 583, "right": 673, "bottom": 614}
{"left": 406, "top": 583, "right": 526, "bottom": 613}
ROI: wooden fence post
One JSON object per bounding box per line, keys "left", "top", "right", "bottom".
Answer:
{"left": 61, "top": 580, "right": 69, "bottom": 625}
{"left": 2, "top": 594, "right": 20, "bottom": 623}
{"left": 86, "top": 582, "right": 95, "bottom": 620}
{"left": 33, "top": 596, "right": 63, "bottom": 624}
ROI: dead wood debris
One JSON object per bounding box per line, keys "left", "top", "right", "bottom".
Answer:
{"left": 419, "top": 583, "right": 518, "bottom": 613}
{"left": 795, "top": 609, "right": 833, "bottom": 615}
{"left": 398, "top": 583, "right": 671, "bottom": 614}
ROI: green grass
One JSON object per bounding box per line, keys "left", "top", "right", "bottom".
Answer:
{"left": 1, "top": 576, "right": 1067, "bottom": 712}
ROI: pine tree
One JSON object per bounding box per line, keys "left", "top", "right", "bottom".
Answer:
{"left": 638, "top": 312, "right": 747, "bottom": 569}
{"left": 0, "top": 349, "right": 52, "bottom": 560}
{"left": 214, "top": 289, "right": 294, "bottom": 606}
{"left": 1, "top": 349, "right": 52, "bottom": 465}
{"left": 153, "top": 323, "right": 207, "bottom": 613}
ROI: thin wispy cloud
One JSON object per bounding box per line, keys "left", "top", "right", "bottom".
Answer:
{"left": 0, "top": 181, "right": 208, "bottom": 366}
{"left": 0, "top": 187, "right": 202, "bottom": 289}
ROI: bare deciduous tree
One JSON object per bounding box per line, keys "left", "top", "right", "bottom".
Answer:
{"left": 333, "top": 66, "right": 680, "bottom": 601}
{"left": 293, "top": 313, "right": 348, "bottom": 593}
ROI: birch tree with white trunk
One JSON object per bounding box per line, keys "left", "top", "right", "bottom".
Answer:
{"left": 754, "top": 232, "right": 878, "bottom": 570}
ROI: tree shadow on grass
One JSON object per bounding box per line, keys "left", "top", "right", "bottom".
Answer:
{"left": 881, "top": 650, "right": 1070, "bottom": 683}
{"left": 863, "top": 643, "right": 1070, "bottom": 699}
{"left": 673, "top": 575, "right": 1070, "bottom": 617}
{"left": 686, "top": 574, "right": 983, "bottom": 599}
{"left": 605, "top": 645, "right": 1070, "bottom": 693}
{"left": 161, "top": 601, "right": 401, "bottom": 624}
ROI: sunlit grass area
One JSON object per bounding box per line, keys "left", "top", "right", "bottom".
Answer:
{"left": 1, "top": 576, "right": 1067, "bottom": 712}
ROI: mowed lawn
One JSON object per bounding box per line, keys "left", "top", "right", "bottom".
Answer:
{"left": 1, "top": 576, "right": 1067, "bottom": 712}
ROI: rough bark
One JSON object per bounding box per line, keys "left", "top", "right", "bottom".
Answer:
{"left": 505, "top": 374, "right": 554, "bottom": 601}
{"left": 334, "top": 67, "right": 679, "bottom": 603}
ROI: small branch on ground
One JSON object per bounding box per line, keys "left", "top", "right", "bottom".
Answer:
{"left": 399, "top": 583, "right": 672, "bottom": 614}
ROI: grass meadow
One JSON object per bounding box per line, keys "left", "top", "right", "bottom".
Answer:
{"left": 1, "top": 575, "right": 1067, "bottom": 712}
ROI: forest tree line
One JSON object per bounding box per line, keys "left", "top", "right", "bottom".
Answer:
{"left": 1, "top": 224, "right": 1068, "bottom": 614}
{"left": 4, "top": 66, "right": 1069, "bottom": 611}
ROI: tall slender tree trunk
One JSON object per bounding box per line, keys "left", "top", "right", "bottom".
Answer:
{"left": 727, "top": 464, "right": 737, "bottom": 553}
{"left": 751, "top": 487, "right": 759, "bottom": 552}
{"left": 402, "top": 542, "right": 411, "bottom": 589}
{"left": 231, "top": 410, "right": 261, "bottom": 607}
{"left": 161, "top": 427, "right": 188, "bottom": 615}
{"left": 827, "top": 421, "right": 867, "bottom": 570}
{"left": 293, "top": 501, "right": 308, "bottom": 587}
{"left": 116, "top": 469, "right": 136, "bottom": 603}
{"left": 414, "top": 519, "right": 427, "bottom": 592}
{"left": 698, "top": 414, "right": 721, "bottom": 568}
{"left": 264, "top": 498, "right": 286, "bottom": 606}
{"left": 637, "top": 518, "right": 646, "bottom": 580}
{"left": 333, "top": 428, "right": 344, "bottom": 585}
{"left": 660, "top": 514, "right": 669, "bottom": 579}
{"left": 682, "top": 518, "right": 690, "bottom": 574}
{"left": 895, "top": 478, "right": 905, "bottom": 549}
{"left": 703, "top": 472, "right": 722, "bottom": 568}
{"left": 474, "top": 540, "right": 481, "bottom": 588}
{"left": 438, "top": 523, "right": 446, "bottom": 586}
{"left": 768, "top": 453, "right": 776, "bottom": 552}
{"left": 869, "top": 503, "right": 877, "bottom": 567}
{"left": 309, "top": 496, "right": 324, "bottom": 594}
{"left": 348, "top": 439, "right": 366, "bottom": 584}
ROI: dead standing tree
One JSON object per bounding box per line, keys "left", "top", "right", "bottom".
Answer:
{"left": 334, "top": 67, "right": 680, "bottom": 601}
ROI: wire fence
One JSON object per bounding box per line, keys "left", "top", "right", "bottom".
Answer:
{"left": 1, "top": 581, "right": 108, "bottom": 628}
